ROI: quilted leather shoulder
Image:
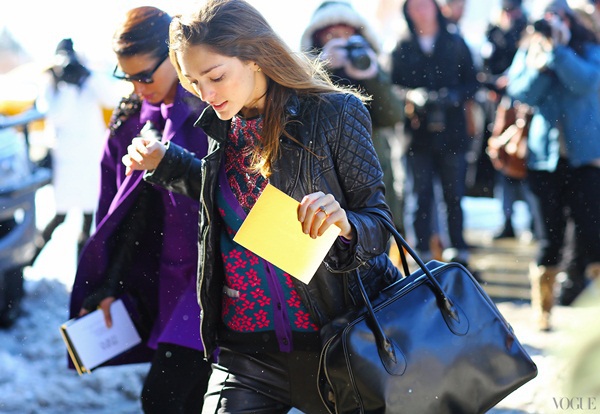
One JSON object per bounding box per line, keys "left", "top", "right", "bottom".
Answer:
{"left": 306, "top": 93, "right": 382, "bottom": 191}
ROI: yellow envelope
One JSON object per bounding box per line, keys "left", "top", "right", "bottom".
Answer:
{"left": 233, "top": 184, "right": 341, "bottom": 284}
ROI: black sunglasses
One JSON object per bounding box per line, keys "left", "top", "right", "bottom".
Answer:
{"left": 113, "top": 52, "right": 169, "bottom": 84}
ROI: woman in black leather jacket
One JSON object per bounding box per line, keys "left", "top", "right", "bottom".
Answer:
{"left": 122, "top": 0, "right": 399, "bottom": 412}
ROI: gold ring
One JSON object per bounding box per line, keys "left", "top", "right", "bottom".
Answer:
{"left": 318, "top": 205, "right": 328, "bottom": 216}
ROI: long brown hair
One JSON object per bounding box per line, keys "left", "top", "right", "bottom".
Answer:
{"left": 169, "top": 0, "right": 367, "bottom": 176}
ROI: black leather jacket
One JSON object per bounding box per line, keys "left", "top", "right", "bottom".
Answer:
{"left": 145, "top": 92, "right": 400, "bottom": 358}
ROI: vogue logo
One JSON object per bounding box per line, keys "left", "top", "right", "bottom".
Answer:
{"left": 553, "top": 397, "right": 598, "bottom": 411}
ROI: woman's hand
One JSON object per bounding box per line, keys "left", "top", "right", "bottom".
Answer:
{"left": 526, "top": 33, "right": 553, "bottom": 70}
{"left": 79, "top": 296, "right": 117, "bottom": 328}
{"left": 547, "top": 14, "right": 571, "bottom": 46}
{"left": 122, "top": 136, "right": 167, "bottom": 176}
{"left": 298, "top": 192, "right": 353, "bottom": 239}
{"left": 321, "top": 37, "right": 349, "bottom": 70}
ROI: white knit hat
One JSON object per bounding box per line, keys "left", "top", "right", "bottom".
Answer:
{"left": 300, "top": 1, "right": 381, "bottom": 53}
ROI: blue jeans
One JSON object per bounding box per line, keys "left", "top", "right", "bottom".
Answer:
{"left": 497, "top": 174, "right": 534, "bottom": 220}
{"left": 527, "top": 159, "right": 600, "bottom": 267}
{"left": 404, "top": 149, "right": 468, "bottom": 255}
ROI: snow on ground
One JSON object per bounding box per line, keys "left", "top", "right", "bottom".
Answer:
{"left": 0, "top": 186, "right": 150, "bottom": 413}
{"left": 0, "top": 277, "right": 149, "bottom": 414}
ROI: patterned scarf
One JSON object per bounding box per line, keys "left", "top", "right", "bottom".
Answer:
{"left": 224, "top": 116, "right": 267, "bottom": 213}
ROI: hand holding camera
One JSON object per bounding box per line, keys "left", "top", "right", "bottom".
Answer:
{"left": 525, "top": 33, "right": 552, "bottom": 69}
{"left": 526, "top": 14, "right": 571, "bottom": 69}
{"left": 404, "top": 88, "right": 448, "bottom": 132}
{"left": 321, "top": 35, "right": 378, "bottom": 80}
{"left": 405, "top": 88, "right": 430, "bottom": 110}
{"left": 533, "top": 14, "right": 571, "bottom": 46}
{"left": 321, "top": 37, "right": 349, "bottom": 69}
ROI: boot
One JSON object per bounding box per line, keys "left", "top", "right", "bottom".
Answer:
{"left": 529, "top": 263, "right": 559, "bottom": 331}
{"left": 557, "top": 270, "right": 586, "bottom": 306}
{"left": 493, "top": 218, "right": 515, "bottom": 240}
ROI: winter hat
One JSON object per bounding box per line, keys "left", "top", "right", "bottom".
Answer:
{"left": 55, "top": 38, "right": 75, "bottom": 55}
{"left": 50, "top": 38, "right": 90, "bottom": 87}
{"left": 501, "top": 0, "right": 522, "bottom": 10}
{"left": 530, "top": 0, "right": 575, "bottom": 21}
{"left": 300, "top": 0, "right": 381, "bottom": 53}
{"left": 545, "top": 0, "right": 575, "bottom": 14}
{"left": 532, "top": 0, "right": 576, "bottom": 18}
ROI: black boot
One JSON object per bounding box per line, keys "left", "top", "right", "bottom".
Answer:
{"left": 557, "top": 272, "right": 587, "bottom": 306}
{"left": 493, "top": 218, "right": 515, "bottom": 240}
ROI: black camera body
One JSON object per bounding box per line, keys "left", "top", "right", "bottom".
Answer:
{"left": 423, "top": 95, "right": 446, "bottom": 133}
{"left": 405, "top": 88, "right": 447, "bottom": 132}
{"left": 345, "top": 35, "right": 372, "bottom": 71}
{"left": 533, "top": 19, "right": 553, "bottom": 38}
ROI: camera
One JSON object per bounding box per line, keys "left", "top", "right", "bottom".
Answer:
{"left": 405, "top": 88, "right": 447, "bottom": 132}
{"left": 533, "top": 19, "right": 553, "bottom": 38}
{"left": 424, "top": 96, "right": 446, "bottom": 132}
{"left": 345, "top": 35, "right": 372, "bottom": 71}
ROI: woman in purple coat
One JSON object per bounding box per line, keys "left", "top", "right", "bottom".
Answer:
{"left": 69, "top": 7, "right": 210, "bottom": 413}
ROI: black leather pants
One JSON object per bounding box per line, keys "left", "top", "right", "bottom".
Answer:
{"left": 202, "top": 348, "right": 329, "bottom": 414}
{"left": 142, "top": 343, "right": 211, "bottom": 414}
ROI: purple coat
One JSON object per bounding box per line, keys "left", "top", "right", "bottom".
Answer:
{"left": 69, "top": 85, "right": 208, "bottom": 367}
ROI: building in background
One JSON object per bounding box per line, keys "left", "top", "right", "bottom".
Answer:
{"left": 0, "top": 28, "right": 29, "bottom": 74}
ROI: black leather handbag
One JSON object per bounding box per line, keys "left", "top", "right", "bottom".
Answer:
{"left": 318, "top": 218, "right": 538, "bottom": 413}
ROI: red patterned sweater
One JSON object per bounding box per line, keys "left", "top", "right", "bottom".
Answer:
{"left": 215, "top": 115, "right": 320, "bottom": 353}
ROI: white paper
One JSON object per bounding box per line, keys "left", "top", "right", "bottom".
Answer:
{"left": 61, "top": 299, "right": 141, "bottom": 373}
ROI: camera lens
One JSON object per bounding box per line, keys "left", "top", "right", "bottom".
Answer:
{"left": 533, "top": 19, "right": 552, "bottom": 38}
{"left": 345, "top": 35, "right": 372, "bottom": 71}
{"left": 348, "top": 49, "right": 371, "bottom": 70}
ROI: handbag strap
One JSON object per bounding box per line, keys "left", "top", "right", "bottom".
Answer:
{"left": 362, "top": 209, "right": 459, "bottom": 321}
{"left": 350, "top": 211, "right": 466, "bottom": 374}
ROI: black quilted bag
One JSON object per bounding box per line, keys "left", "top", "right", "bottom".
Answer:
{"left": 318, "top": 217, "right": 538, "bottom": 413}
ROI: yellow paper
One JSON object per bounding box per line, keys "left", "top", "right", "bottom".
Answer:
{"left": 233, "top": 184, "right": 341, "bottom": 284}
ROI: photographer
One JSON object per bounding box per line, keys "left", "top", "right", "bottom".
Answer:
{"left": 390, "top": 0, "right": 478, "bottom": 267}
{"left": 301, "top": 0, "right": 405, "bottom": 234}
{"left": 479, "top": 0, "right": 534, "bottom": 241}
{"left": 507, "top": 0, "right": 600, "bottom": 331}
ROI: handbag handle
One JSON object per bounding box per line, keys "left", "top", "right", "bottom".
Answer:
{"left": 352, "top": 211, "right": 469, "bottom": 375}
{"left": 365, "top": 210, "right": 462, "bottom": 321}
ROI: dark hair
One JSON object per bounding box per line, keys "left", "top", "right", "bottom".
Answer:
{"left": 566, "top": 12, "right": 599, "bottom": 54}
{"left": 169, "top": 0, "right": 365, "bottom": 176}
{"left": 112, "top": 6, "right": 172, "bottom": 58}
{"left": 402, "top": 0, "right": 448, "bottom": 36}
